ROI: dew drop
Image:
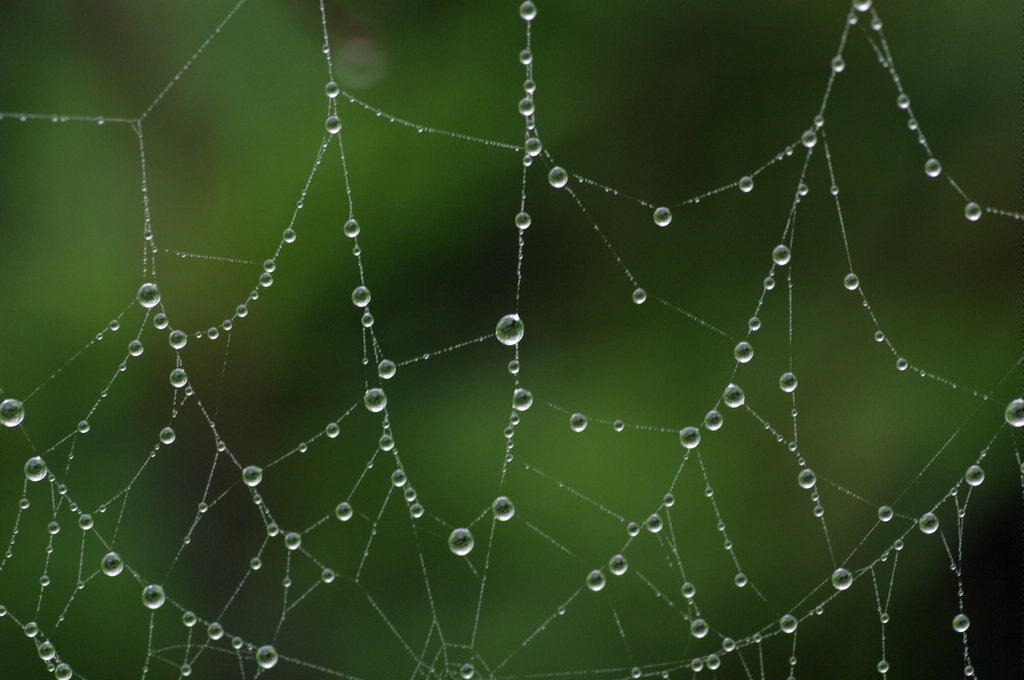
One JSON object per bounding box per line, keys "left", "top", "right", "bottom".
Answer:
{"left": 326, "top": 115, "right": 342, "bottom": 134}
{"left": 512, "top": 388, "right": 533, "bottom": 411}
{"left": 964, "top": 465, "right": 984, "bottom": 486}
{"left": 924, "top": 158, "right": 942, "bottom": 178}
{"left": 547, "top": 166, "right": 568, "bottom": 188}
{"left": 738, "top": 176, "right": 754, "bottom": 193}
{"left": 772, "top": 244, "right": 791, "bottom": 266}
{"left": 335, "top": 502, "right": 353, "bottom": 521}
{"left": 495, "top": 314, "right": 525, "bottom": 346}
{"left": 919, "top": 512, "right": 939, "bottom": 534}
{"left": 779, "top": 372, "right": 798, "bottom": 392}
{"left": 137, "top": 282, "right": 161, "bottom": 309}
{"left": 1, "top": 398, "right": 25, "bottom": 427}
{"left": 653, "top": 206, "right": 672, "bottom": 227}
{"left": 364, "top": 388, "right": 387, "bottom": 413}
{"left": 797, "top": 468, "right": 816, "bottom": 489}
{"left": 843, "top": 273, "right": 860, "bottom": 290}
{"left": 878, "top": 505, "right": 893, "bottom": 522}
{"left": 252, "top": 643, "right": 276, "bottom": 667}
{"left": 952, "top": 613, "right": 970, "bottom": 633}
{"left": 325, "top": 81, "right": 340, "bottom": 98}
{"left": 1004, "top": 398, "right": 1024, "bottom": 427}
{"left": 690, "top": 618, "right": 709, "bottom": 638}
{"left": 801, "top": 129, "right": 817, "bottom": 148}
{"left": 493, "top": 496, "right": 515, "bottom": 521}
{"left": 24, "top": 456, "right": 47, "bottom": 482}
{"left": 704, "top": 410, "right": 723, "bottom": 430}
{"left": 733, "top": 341, "right": 753, "bottom": 363}
{"left": 609, "top": 554, "right": 628, "bottom": 576}
{"left": 569, "top": 413, "right": 588, "bottom": 432}
{"left": 448, "top": 528, "right": 474, "bottom": 556}
{"left": 780, "top": 614, "right": 798, "bottom": 634}
{"left": 632, "top": 287, "right": 647, "bottom": 304}
{"left": 831, "top": 567, "right": 853, "bottom": 590}
{"left": 964, "top": 202, "right": 981, "bottom": 222}
{"left": 679, "top": 426, "right": 700, "bottom": 449}
{"left": 141, "top": 584, "right": 165, "bottom": 609}
{"left": 722, "top": 383, "right": 745, "bottom": 408}
{"left": 586, "top": 569, "right": 606, "bottom": 591}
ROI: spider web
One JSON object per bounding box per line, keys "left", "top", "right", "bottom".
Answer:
{"left": 0, "top": 1, "right": 1021, "bottom": 679}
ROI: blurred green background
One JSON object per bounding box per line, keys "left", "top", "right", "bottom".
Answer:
{"left": 0, "top": 1, "right": 1020, "bottom": 678}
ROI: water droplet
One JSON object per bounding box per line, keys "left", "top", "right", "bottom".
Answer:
{"left": 876, "top": 659, "right": 889, "bottom": 674}
{"left": 738, "top": 176, "right": 754, "bottom": 193}
{"left": 569, "top": 413, "right": 588, "bottom": 432}
{"left": 919, "top": 512, "right": 939, "bottom": 534}
{"left": 460, "top": 663, "right": 475, "bottom": 680}
{"left": 772, "top": 244, "right": 791, "bottom": 266}
{"left": 632, "top": 287, "right": 647, "bottom": 304}
{"left": 250, "top": 556, "right": 262, "bottom": 570}
{"left": 1005, "top": 398, "right": 1024, "bottom": 427}
{"left": 964, "top": 202, "right": 981, "bottom": 222}
{"left": 681, "top": 581, "right": 696, "bottom": 599}
{"left": 924, "top": 158, "right": 942, "bottom": 178}
{"left": 449, "top": 528, "right": 474, "bottom": 555}
{"left": 326, "top": 115, "right": 342, "bottom": 134}
{"left": 377, "top": 359, "right": 397, "bottom": 380}
{"left": 335, "top": 502, "right": 353, "bottom": 521}
{"left": 733, "top": 341, "right": 753, "bottom": 363}
{"left": 495, "top": 314, "right": 525, "bottom": 346}
{"left": 252, "top": 643, "right": 276, "bottom": 667}
{"left": 828, "top": 566, "right": 854, "bottom": 591}
{"left": 653, "top": 206, "right": 672, "bottom": 227}
{"left": 801, "top": 129, "right": 817, "bottom": 148}
{"left": 492, "top": 496, "right": 515, "bottom": 521}
{"left": 519, "top": 1, "right": 537, "bottom": 21}
{"left": 630, "top": 667, "right": 641, "bottom": 679}
{"left": 325, "top": 81, "right": 340, "bottom": 98}
{"left": 627, "top": 521, "right": 640, "bottom": 536}
{"left": 513, "top": 388, "right": 533, "bottom": 411}
{"left": 609, "top": 554, "right": 628, "bottom": 576}
{"left": 159, "top": 427, "right": 175, "bottom": 445}
{"left": 24, "top": 456, "right": 47, "bottom": 482}
{"left": 0, "top": 398, "right": 25, "bottom": 427}
{"left": 284, "top": 532, "right": 302, "bottom": 550}
{"left": 951, "top": 613, "right": 970, "bottom": 633}
{"left": 141, "top": 584, "right": 165, "bottom": 609}
{"left": 364, "top": 388, "right": 387, "bottom": 412}
{"left": 586, "top": 569, "right": 606, "bottom": 591}
{"left": 645, "top": 513, "right": 663, "bottom": 533}
{"left": 831, "top": 55, "right": 845, "bottom": 73}
{"left": 168, "top": 330, "right": 187, "bottom": 350}
{"left": 613, "top": 419, "right": 625, "bottom": 432}
{"left": 763, "top": 276, "right": 776, "bottom": 290}
{"left": 965, "top": 465, "right": 984, "bottom": 486}
{"left": 55, "top": 663, "right": 72, "bottom": 680}
{"left": 704, "top": 410, "right": 723, "bottom": 430}
{"left": 518, "top": 96, "right": 535, "bottom": 117}
{"left": 525, "top": 137, "right": 542, "bottom": 156}
{"left": 779, "top": 372, "right": 798, "bottom": 392}
{"left": 283, "top": 228, "right": 297, "bottom": 243}
{"left": 136, "top": 283, "right": 161, "bottom": 309}
{"left": 679, "top": 426, "right": 700, "bottom": 449}
{"left": 548, "top": 166, "right": 568, "bottom": 188}
{"left": 723, "top": 383, "right": 745, "bottom": 408}
{"left": 507, "top": 359, "right": 520, "bottom": 375}
{"left": 101, "top": 552, "right": 124, "bottom": 577}
{"left": 843, "top": 273, "right": 860, "bottom": 290}
{"left": 797, "top": 468, "right": 816, "bottom": 489}
{"left": 690, "top": 618, "right": 709, "bottom": 638}
{"left": 780, "top": 614, "right": 798, "bottom": 633}
{"left": 351, "top": 285, "right": 371, "bottom": 308}
{"left": 343, "top": 219, "right": 360, "bottom": 238}
{"left": 207, "top": 622, "right": 224, "bottom": 640}
{"left": 878, "top": 505, "right": 893, "bottom": 522}
{"left": 79, "top": 514, "right": 93, "bottom": 530}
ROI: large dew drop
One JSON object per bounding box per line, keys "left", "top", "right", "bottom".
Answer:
{"left": 723, "top": 383, "right": 745, "bottom": 408}
{"left": 831, "top": 567, "right": 853, "bottom": 590}
{"left": 548, "top": 167, "right": 568, "bottom": 188}
{"left": 653, "top": 207, "right": 672, "bottom": 227}
{"left": 0, "top": 398, "right": 24, "bottom": 427}
{"left": 448, "top": 528, "right": 474, "bottom": 556}
{"left": 137, "top": 282, "right": 161, "bottom": 309}
{"left": 493, "top": 496, "right": 515, "bottom": 521}
{"left": 585, "top": 569, "right": 606, "bottom": 592}
{"left": 141, "top": 584, "right": 166, "bottom": 610}
{"left": 242, "top": 465, "right": 263, "bottom": 487}
{"left": 364, "top": 388, "right": 387, "bottom": 413}
{"left": 24, "top": 456, "right": 47, "bottom": 482}
{"left": 1005, "top": 398, "right": 1024, "bottom": 427}
{"left": 679, "top": 426, "right": 700, "bottom": 449}
{"left": 495, "top": 314, "right": 525, "bottom": 346}
{"left": 101, "top": 551, "right": 124, "bottom": 576}
{"left": 256, "top": 645, "right": 278, "bottom": 669}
